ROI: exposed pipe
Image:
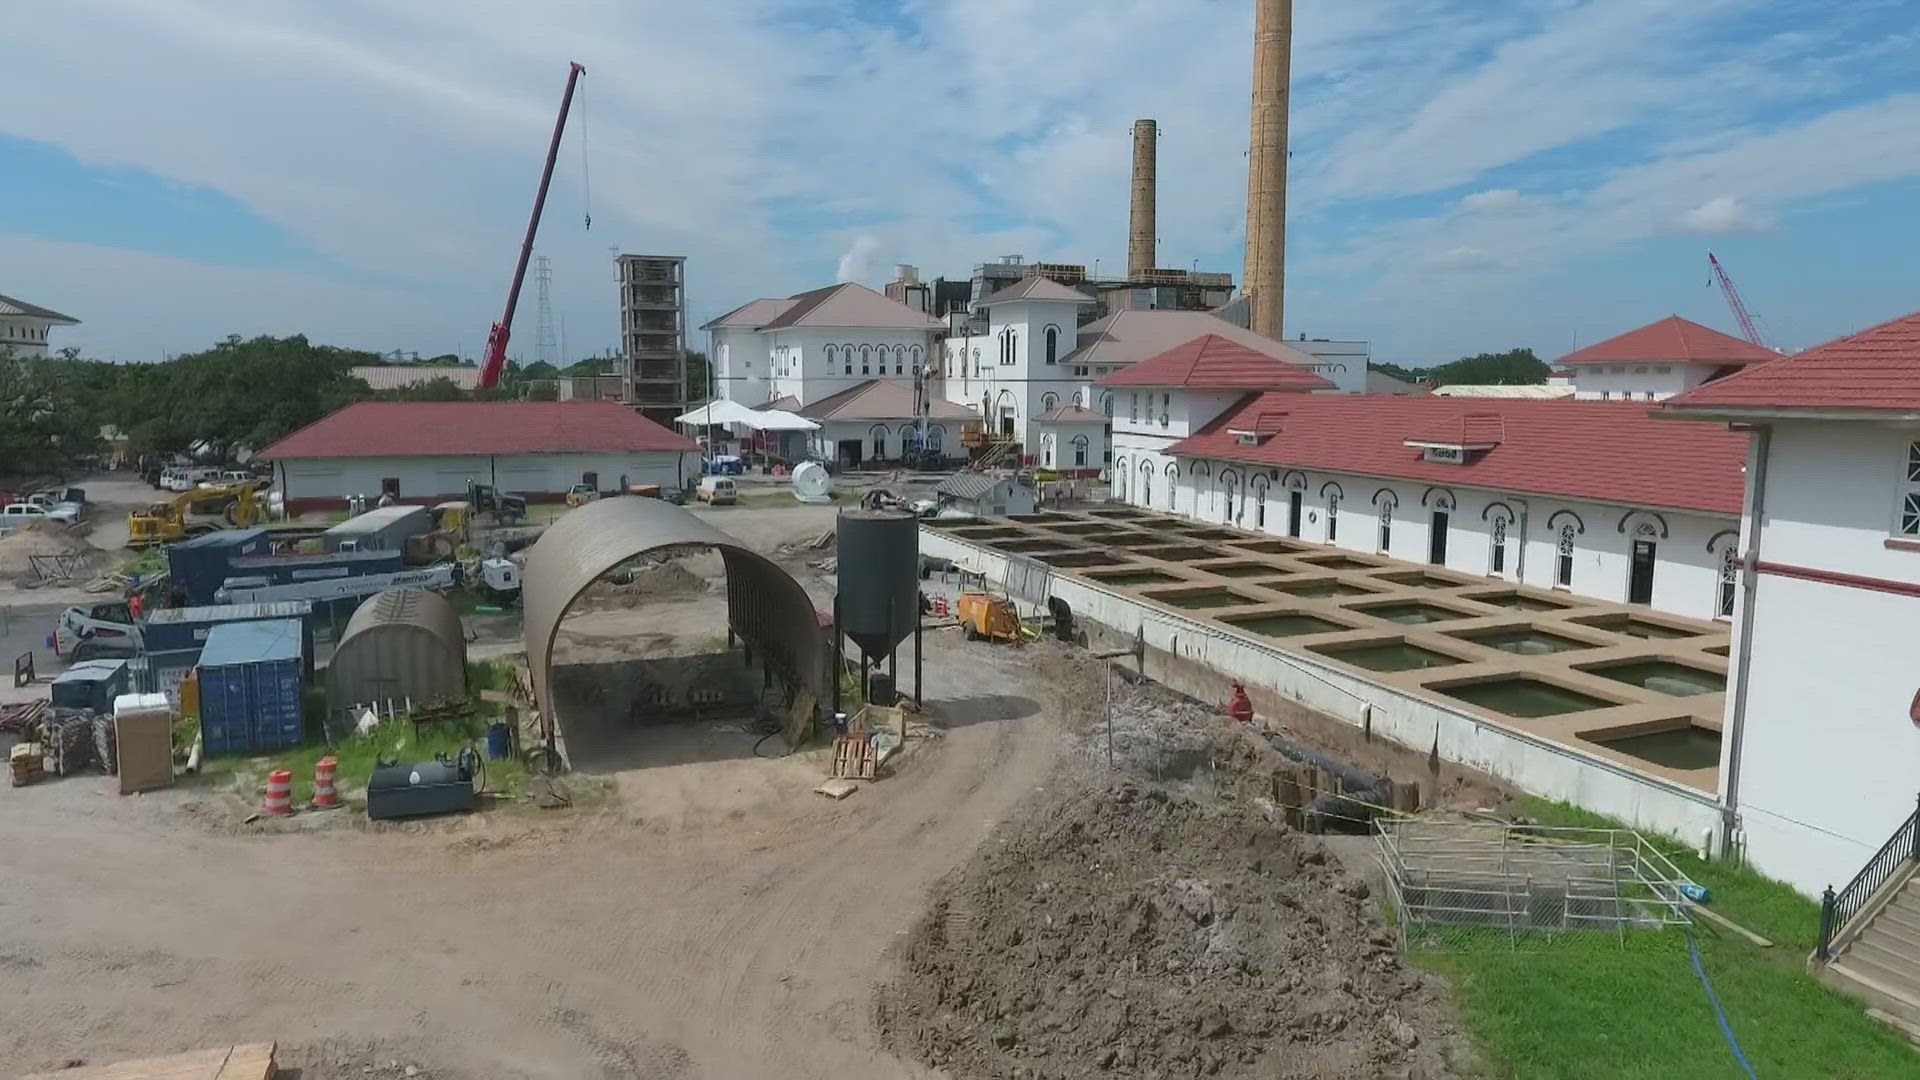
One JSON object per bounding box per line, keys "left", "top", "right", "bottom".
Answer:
{"left": 1128, "top": 119, "right": 1159, "bottom": 279}
{"left": 1243, "top": 0, "right": 1292, "bottom": 339}
{"left": 1720, "top": 426, "right": 1771, "bottom": 858}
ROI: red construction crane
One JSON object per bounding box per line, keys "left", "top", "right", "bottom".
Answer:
{"left": 1708, "top": 251, "right": 1768, "bottom": 350}
{"left": 478, "top": 62, "right": 586, "bottom": 391}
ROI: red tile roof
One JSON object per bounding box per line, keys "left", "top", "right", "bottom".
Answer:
{"left": 1166, "top": 396, "right": 1746, "bottom": 516}
{"left": 1662, "top": 308, "right": 1920, "bottom": 414}
{"left": 1097, "top": 334, "right": 1333, "bottom": 391}
{"left": 1555, "top": 315, "right": 1777, "bottom": 367}
{"left": 259, "top": 401, "right": 697, "bottom": 459}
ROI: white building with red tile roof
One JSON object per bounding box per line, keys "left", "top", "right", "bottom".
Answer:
{"left": 701, "top": 283, "right": 943, "bottom": 414}
{"left": 259, "top": 401, "right": 698, "bottom": 509}
{"left": 1555, "top": 315, "right": 1779, "bottom": 401}
{"left": 1661, "top": 307, "right": 1920, "bottom": 903}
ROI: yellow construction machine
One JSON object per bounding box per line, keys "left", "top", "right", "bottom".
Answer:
{"left": 126, "top": 482, "right": 264, "bottom": 546}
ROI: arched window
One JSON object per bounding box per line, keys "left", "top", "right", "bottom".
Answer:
{"left": 1041, "top": 392, "right": 1060, "bottom": 413}
{"left": 844, "top": 343, "right": 855, "bottom": 375}
{"left": 824, "top": 345, "right": 836, "bottom": 367}
{"left": 1138, "top": 459, "right": 1155, "bottom": 507}
{"left": 1557, "top": 524, "right": 1577, "bottom": 587}
{"left": 860, "top": 345, "right": 872, "bottom": 376}
{"left": 1040, "top": 433, "right": 1057, "bottom": 468}
{"left": 1044, "top": 325, "right": 1060, "bottom": 364}
{"left": 926, "top": 424, "right": 945, "bottom": 453}
{"left": 1709, "top": 531, "right": 1739, "bottom": 618}
{"left": 909, "top": 345, "right": 922, "bottom": 374}
{"left": 1251, "top": 475, "right": 1270, "bottom": 529}
{"left": 1374, "top": 490, "right": 1398, "bottom": 552}
{"left": 1164, "top": 461, "right": 1179, "bottom": 512}
{"left": 1100, "top": 392, "right": 1113, "bottom": 418}
{"left": 1489, "top": 514, "right": 1510, "bottom": 576}
{"left": 1007, "top": 327, "right": 1018, "bottom": 365}
{"left": 893, "top": 345, "right": 906, "bottom": 375}
{"left": 869, "top": 424, "right": 888, "bottom": 460}
{"left": 1070, "top": 434, "right": 1089, "bottom": 468}
{"left": 1071, "top": 389, "right": 1084, "bottom": 408}
{"left": 1220, "top": 470, "right": 1241, "bottom": 523}
{"left": 1114, "top": 457, "right": 1129, "bottom": 500}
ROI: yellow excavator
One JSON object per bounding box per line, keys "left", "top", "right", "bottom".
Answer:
{"left": 127, "top": 481, "right": 264, "bottom": 546}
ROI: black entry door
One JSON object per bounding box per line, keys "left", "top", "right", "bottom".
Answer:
{"left": 1628, "top": 540, "right": 1656, "bottom": 604}
{"left": 1429, "top": 512, "right": 1449, "bottom": 565}
{"left": 1287, "top": 491, "right": 1303, "bottom": 537}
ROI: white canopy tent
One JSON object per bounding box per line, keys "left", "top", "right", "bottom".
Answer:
{"left": 675, "top": 400, "right": 819, "bottom": 432}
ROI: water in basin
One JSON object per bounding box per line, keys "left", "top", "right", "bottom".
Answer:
{"left": 1199, "top": 562, "right": 1285, "bottom": 578}
{"left": 1148, "top": 589, "right": 1253, "bottom": 610}
{"left": 1298, "top": 555, "right": 1377, "bottom": 571}
{"left": 1441, "top": 678, "right": 1612, "bottom": 718}
{"left": 1600, "top": 727, "right": 1722, "bottom": 770}
{"left": 1588, "top": 660, "right": 1725, "bottom": 696}
{"left": 1225, "top": 613, "right": 1349, "bottom": 638}
{"left": 1575, "top": 615, "right": 1695, "bottom": 639}
{"left": 1312, "top": 642, "right": 1462, "bottom": 672}
{"left": 1270, "top": 579, "right": 1375, "bottom": 598}
{"left": 1354, "top": 602, "right": 1468, "bottom": 625}
{"left": 1454, "top": 627, "right": 1591, "bottom": 655}
{"left": 1087, "top": 570, "right": 1181, "bottom": 587}
{"left": 1470, "top": 592, "right": 1567, "bottom": 612}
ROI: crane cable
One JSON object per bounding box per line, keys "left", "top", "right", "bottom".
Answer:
{"left": 578, "top": 70, "right": 592, "bottom": 231}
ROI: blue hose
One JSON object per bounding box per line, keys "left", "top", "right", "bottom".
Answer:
{"left": 1686, "top": 926, "right": 1758, "bottom": 1078}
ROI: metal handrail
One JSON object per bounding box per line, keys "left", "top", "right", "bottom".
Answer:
{"left": 1818, "top": 792, "right": 1920, "bottom": 961}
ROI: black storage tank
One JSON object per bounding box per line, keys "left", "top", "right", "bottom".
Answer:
{"left": 836, "top": 510, "right": 919, "bottom": 661}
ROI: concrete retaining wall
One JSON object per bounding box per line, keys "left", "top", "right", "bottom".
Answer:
{"left": 924, "top": 527, "right": 1723, "bottom": 845}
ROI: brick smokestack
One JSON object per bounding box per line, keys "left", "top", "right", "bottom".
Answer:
{"left": 1128, "top": 119, "right": 1158, "bottom": 279}
{"left": 1243, "top": 0, "right": 1292, "bottom": 339}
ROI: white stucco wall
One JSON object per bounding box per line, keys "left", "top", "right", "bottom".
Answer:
{"left": 0, "top": 315, "right": 61, "bottom": 357}
{"left": 937, "top": 297, "right": 1107, "bottom": 449}
{"left": 1034, "top": 419, "right": 1109, "bottom": 472}
{"left": 1569, "top": 364, "right": 1714, "bottom": 401}
{"left": 1724, "top": 420, "right": 1920, "bottom": 897}
{"left": 710, "top": 326, "right": 773, "bottom": 404}
{"left": 280, "top": 452, "right": 690, "bottom": 504}
{"left": 757, "top": 326, "right": 934, "bottom": 407}
{"left": 807, "top": 419, "right": 962, "bottom": 465}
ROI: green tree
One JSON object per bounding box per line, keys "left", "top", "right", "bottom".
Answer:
{"left": 0, "top": 346, "right": 103, "bottom": 479}
{"left": 1369, "top": 347, "right": 1549, "bottom": 389}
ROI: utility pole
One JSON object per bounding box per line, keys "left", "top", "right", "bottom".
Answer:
{"left": 533, "top": 255, "right": 560, "bottom": 368}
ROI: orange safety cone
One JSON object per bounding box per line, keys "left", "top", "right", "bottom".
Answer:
{"left": 263, "top": 769, "right": 293, "bottom": 816}
{"left": 311, "top": 756, "right": 340, "bottom": 810}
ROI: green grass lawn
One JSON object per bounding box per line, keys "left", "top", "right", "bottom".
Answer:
{"left": 1413, "top": 798, "right": 1917, "bottom": 1078}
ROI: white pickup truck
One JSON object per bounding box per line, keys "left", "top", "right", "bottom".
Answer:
{"left": 0, "top": 501, "right": 78, "bottom": 534}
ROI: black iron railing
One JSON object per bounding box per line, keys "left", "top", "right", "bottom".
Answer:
{"left": 1818, "top": 792, "right": 1920, "bottom": 961}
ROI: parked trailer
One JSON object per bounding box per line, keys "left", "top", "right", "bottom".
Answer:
{"left": 54, "top": 600, "right": 315, "bottom": 665}
{"left": 166, "top": 528, "right": 272, "bottom": 604}
{"left": 214, "top": 564, "right": 457, "bottom": 606}
{"left": 323, "top": 505, "right": 433, "bottom": 553}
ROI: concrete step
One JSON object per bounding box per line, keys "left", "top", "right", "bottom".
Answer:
{"left": 1827, "top": 959, "right": 1920, "bottom": 1030}
{"left": 1881, "top": 895, "right": 1920, "bottom": 931}
{"left": 1861, "top": 914, "right": 1920, "bottom": 956}
{"left": 1847, "top": 938, "right": 1920, "bottom": 988}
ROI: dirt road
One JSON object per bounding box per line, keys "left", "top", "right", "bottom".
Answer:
{"left": 0, "top": 637, "right": 1058, "bottom": 1078}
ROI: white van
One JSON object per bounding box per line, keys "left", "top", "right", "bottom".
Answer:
{"left": 696, "top": 476, "right": 737, "bottom": 505}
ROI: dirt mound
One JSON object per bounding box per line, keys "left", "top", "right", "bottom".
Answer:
{"left": 0, "top": 520, "right": 105, "bottom": 581}
{"left": 879, "top": 733, "right": 1466, "bottom": 1078}
{"left": 571, "top": 554, "right": 719, "bottom": 610}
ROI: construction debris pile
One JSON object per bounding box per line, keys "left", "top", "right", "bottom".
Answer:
{"left": 879, "top": 647, "right": 1468, "bottom": 1079}
{"left": 881, "top": 773, "right": 1462, "bottom": 1079}
{"left": 0, "top": 520, "right": 107, "bottom": 586}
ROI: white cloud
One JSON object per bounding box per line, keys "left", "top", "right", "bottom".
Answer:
{"left": 0, "top": 0, "right": 1915, "bottom": 365}
{"left": 1429, "top": 246, "right": 1503, "bottom": 271}
{"left": 1678, "top": 195, "right": 1771, "bottom": 233}
{"left": 1458, "top": 189, "right": 1525, "bottom": 214}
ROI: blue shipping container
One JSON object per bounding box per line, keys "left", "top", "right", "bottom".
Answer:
{"left": 197, "top": 619, "right": 307, "bottom": 757}
{"left": 167, "top": 528, "right": 271, "bottom": 604}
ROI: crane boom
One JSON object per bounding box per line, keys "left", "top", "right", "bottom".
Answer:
{"left": 1708, "top": 251, "right": 1766, "bottom": 349}
{"left": 479, "top": 62, "right": 586, "bottom": 391}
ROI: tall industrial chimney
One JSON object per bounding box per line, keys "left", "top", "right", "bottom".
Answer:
{"left": 1243, "top": 0, "right": 1292, "bottom": 339}
{"left": 1128, "top": 119, "right": 1159, "bottom": 279}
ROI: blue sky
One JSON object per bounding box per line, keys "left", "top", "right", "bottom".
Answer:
{"left": 2, "top": 0, "right": 1917, "bottom": 364}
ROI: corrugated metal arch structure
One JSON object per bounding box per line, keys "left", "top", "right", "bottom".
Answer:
{"left": 326, "top": 588, "right": 467, "bottom": 715}
{"left": 522, "top": 496, "right": 825, "bottom": 749}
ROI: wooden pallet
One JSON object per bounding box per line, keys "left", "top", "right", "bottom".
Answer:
{"left": 831, "top": 734, "right": 877, "bottom": 780}
{"left": 20, "top": 1041, "right": 275, "bottom": 1079}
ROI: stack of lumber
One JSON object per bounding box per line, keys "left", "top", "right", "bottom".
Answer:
{"left": 20, "top": 1041, "right": 275, "bottom": 1079}
{"left": 10, "top": 741, "right": 45, "bottom": 787}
